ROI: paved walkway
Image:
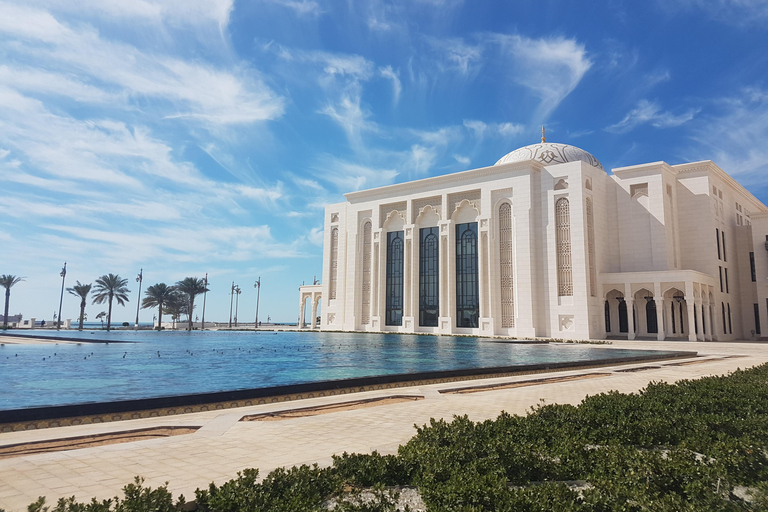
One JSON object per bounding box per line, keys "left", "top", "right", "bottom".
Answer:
{"left": 1, "top": 340, "right": 766, "bottom": 511}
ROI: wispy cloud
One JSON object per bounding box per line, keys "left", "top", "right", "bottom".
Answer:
{"left": 0, "top": 3, "right": 284, "bottom": 125}
{"left": 313, "top": 156, "right": 398, "bottom": 191}
{"left": 493, "top": 34, "right": 592, "bottom": 120}
{"left": 263, "top": 0, "right": 321, "bottom": 17}
{"left": 659, "top": 0, "right": 768, "bottom": 26}
{"left": 380, "top": 65, "right": 402, "bottom": 104}
{"left": 686, "top": 87, "right": 768, "bottom": 190}
{"left": 606, "top": 99, "right": 699, "bottom": 133}
{"left": 426, "top": 36, "right": 483, "bottom": 75}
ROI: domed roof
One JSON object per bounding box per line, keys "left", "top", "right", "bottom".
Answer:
{"left": 495, "top": 142, "right": 603, "bottom": 170}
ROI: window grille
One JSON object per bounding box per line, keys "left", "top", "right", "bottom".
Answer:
{"left": 385, "top": 231, "right": 404, "bottom": 326}
{"left": 455, "top": 223, "right": 479, "bottom": 328}
{"left": 419, "top": 227, "right": 439, "bottom": 327}
{"left": 555, "top": 198, "right": 573, "bottom": 296}
{"left": 361, "top": 222, "right": 372, "bottom": 325}
{"left": 499, "top": 203, "right": 515, "bottom": 327}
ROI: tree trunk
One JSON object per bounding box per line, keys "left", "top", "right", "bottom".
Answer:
{"left": 107, "top": 292, "right": 114, "bottom": 331}
{"left": 188, "top": 297, "right": 194, "bottom": 330}
{"left": 79, "top": 298, "right": 85, "bottom": 330}
{"left": 158, "top": 302, "right": 163, "bottom": 329}
{"left": 3, "top": 289, "right": 9, "bottom": 328}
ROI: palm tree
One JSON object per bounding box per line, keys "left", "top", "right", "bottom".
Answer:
{"left": 175, "top": 277, "right": 209, "bottom": 330}
{"left": 1, "top": 275, "right": 24, "bottom": 328}
{"left": 92, "top": 274, "right": 130, "bottom": 331}
{"left": 141, "top": 283, "right": 176, "bottom": 329}
{"left": 67, "top": 281, "right": 92, "bottom": 330}
{"left": 96, "top": 311, "right": 106, "bottom": 328}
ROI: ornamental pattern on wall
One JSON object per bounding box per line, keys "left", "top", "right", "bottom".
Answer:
{"left": 495, "top": 143, "right": 604, "bottom": 170}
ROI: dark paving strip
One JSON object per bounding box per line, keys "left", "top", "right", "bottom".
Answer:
{"left": 439, "top": 373, "right": 612, "bottom": 395}
{"left": 241, "top": 395, "right": 424, "bottom": 422}
{"left": 0, "top": 426, "right": 199, "bottom": 459}
{"left": 664, "top": 358, "right": 724, "bottom": 366}
{"left": 614, "top": 366, "right": 662, "bottom": 373}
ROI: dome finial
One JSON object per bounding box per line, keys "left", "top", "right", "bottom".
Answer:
{"left": 541, "top": 125, "right": 546, "bottom": 143}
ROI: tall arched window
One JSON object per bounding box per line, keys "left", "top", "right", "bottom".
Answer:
{"left": 329, "top": 227, "right": 339, "bottom": 300}
{"left": 499, "top": 202, "right": 515, "bottom": 328}
{"left": 455, "top": 222, "right": 479, "bottom": 328}
{"left": 555, "top": 198, "right": 573, "bottom": 296}
{"left": 361, "top": 221, "right": 372, "bottom": 325}
{"left": 385, "top": 231, "right": 404, "bottom": 326}
{"left": 419, "top": 227, "right": 439, "bottom": 327}
{"left": 646, "top": 299, "right": 658, "bottom": 334}
{"left": 586, "top": 197, "right": 596, "bottom": 297}
{"left": 604, "top": 300, "right": 611, "bottom": 332}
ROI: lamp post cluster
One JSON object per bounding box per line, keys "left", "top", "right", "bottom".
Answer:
{"left": 52, "top": 264, "right": 264, "bottom": 329}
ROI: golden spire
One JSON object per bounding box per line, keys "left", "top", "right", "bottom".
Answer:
{"left": 541, "top": 125, "right": 546, "bottom": 143}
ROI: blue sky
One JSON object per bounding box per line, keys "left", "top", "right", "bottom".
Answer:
{"left": 1, "top": 0, "right": 767, "bottom": 325}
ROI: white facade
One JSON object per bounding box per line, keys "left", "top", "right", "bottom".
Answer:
{"left": 309, "top": 140, "right": 768, "bottom": 341}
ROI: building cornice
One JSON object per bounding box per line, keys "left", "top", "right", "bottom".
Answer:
{"left": 344, "top": 161, "right": 545, "bottom": 203}
{"left": 674, "top": 160, "right": 768, "bottom": 213}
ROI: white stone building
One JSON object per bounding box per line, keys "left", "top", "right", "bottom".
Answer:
{"left": 300, "top": 136, "right": 768, "bottom": 341}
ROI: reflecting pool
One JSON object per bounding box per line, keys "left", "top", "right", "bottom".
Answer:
{"left": 0, "top": 330, "right": 672, "bottom": 410}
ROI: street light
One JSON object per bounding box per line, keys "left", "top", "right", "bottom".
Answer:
{"left": 201, "top": 273, "right": 208, "bottom": 330}
{"left": 134, "top": 268, "right": 143, "bottom": 329}
{"left": 57, "top": 262, "right": 66, "bottom": 330}
{"left": 228, "top": 281, "right": 235, "bottom": 328}
{"left": 254, "top": 276, "right": 261, "bottom": 329}
{"left": 234, "top": 285, "right": 241, "bottom": 327}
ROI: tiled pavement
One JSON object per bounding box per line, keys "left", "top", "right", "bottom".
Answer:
{"left": 1, "top": 340, "right": 767, "bottom": 511}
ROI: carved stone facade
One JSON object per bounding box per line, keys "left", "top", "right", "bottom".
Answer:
{"left": 312, "top": 141, "right": 768, "bottom": 340}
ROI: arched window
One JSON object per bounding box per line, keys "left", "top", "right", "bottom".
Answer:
{"left": 618, "top": 298, "right": 628, "bottom": 333}
{"left": 586, "top": 197, "right": 596, "bottom": 297}
{"left": 555, "top": 198, "right": 573, "bottom": 296}
{"left": 646, "top": 299, "right": 658, "bottom": 334}
{"left": 385, "top": 231, "right": 404, "bottom": 326}
{"left": 499, "top": 202, "right": 515, "bottom": 328}
{"left": 419, "top": 227, "right": 439, "bottom": 327}
{"left": 361, "top": 221, "right": 372, "bottom": 325}
{"left": 722, "top": 302, "right": 727, "bottom": 334}
{"left": 455, "top": 222, "right": 479, "bottom": 328}
{"left": 329, "top": 227, "right": 339, "bottom": 300}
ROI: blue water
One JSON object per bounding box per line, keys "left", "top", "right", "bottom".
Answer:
{"left": 0, "top": 331, "right": 671, "bottom": 411}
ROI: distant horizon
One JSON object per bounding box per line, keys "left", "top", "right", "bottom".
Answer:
{"left": 2, "top": 1, "right": 767, "bottom": 323}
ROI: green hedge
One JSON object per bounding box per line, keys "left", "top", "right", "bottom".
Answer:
{"left": 18, "top": 364, "right": 768, "bottom": 511}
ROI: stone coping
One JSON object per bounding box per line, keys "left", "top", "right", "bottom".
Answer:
{"left": 0, "top": 350, "right": 696, "bottom": 432}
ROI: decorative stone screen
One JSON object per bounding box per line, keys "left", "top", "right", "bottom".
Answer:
{"left": 498, "top": 202, "right": 515, "bottom": 327}
{"left": 555, "top": 198, "right": 573, "bottom": 296}
{"left": 361, "top": 221, "right": 372, "bottom": 325}
{"left": 586, "top": 197, "right": 596, "bottom": 297}
{"left": 329, "top": 227, "right": 339, "bottom": 300}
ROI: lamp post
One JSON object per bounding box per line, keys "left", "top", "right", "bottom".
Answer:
{"left": 254, "top": 276, "right": 261, "bottom": 329}
{"left": 234, "top": 285, "right": 241, "bottom": 327}
{"left": 134, "top": 268, "right": 143, "bottom": 329}
{"left": 57, "top": 262, "right": 66, "bottom": 330}
{"left": 228, "top": 281, "right": 235, "bottom": 328}
{"left": 201, "top": 273, "right": 208, "bottom": 330}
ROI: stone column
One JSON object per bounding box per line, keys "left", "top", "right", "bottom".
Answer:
{"left": 702, "top": 302, "right": 712, "bottom": 341}
{"left": 655, "top": 297, "right": 665, "bottom": 341}
{"left": 298, "top": 295, "right": 305, "bottom": 328}
{"left": 627, "top": 298, "right": 636, "bottom": 340}
{"left": 311, "top": 295, "right": 318, "bottom": 329}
